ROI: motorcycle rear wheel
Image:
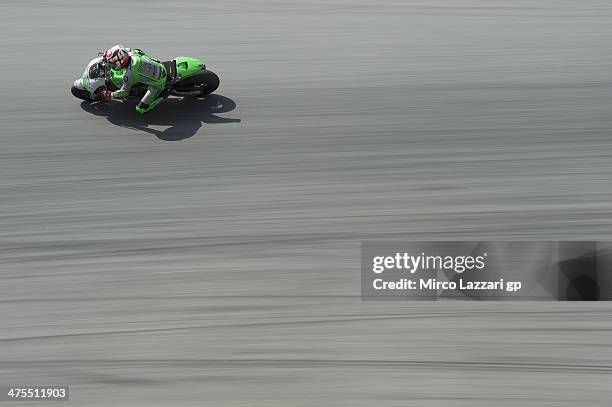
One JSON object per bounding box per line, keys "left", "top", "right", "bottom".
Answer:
{"left": 170, "top": 70, "right": 220, "bottom": 98}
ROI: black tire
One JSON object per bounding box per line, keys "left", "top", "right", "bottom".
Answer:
{"left": 71, "top": 85, "right": 92, "bottom": 101}
{"left": 170, "top": 70, "right": 220, "bottom": 97}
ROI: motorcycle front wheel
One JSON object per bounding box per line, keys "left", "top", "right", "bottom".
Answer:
{"left": 71, "top": 85, "right": 92, "bottom": 101}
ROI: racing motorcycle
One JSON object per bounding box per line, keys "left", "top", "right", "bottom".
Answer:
{"left": 71, "top": 49, "right": 220, "bottom": 103}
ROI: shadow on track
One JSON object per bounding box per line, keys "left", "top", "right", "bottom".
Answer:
{"left": 80, "top": 94, "right": 241, "bottom": 141}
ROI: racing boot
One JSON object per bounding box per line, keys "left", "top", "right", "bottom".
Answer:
{"left": 136, "top": 96, "right": 165, "bottom": 114}
{"left": 135, "top": 86, "right": 167, "bottom": 114}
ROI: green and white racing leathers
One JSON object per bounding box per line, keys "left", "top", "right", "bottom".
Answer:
{"left": 111, "top": 50, "right": 167, "bottom": 113}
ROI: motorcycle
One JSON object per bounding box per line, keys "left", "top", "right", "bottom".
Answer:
{"left": 71, "top": 49, "right": 220, "bottom": 104}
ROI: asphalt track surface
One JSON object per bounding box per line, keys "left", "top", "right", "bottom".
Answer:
{"left": 2, "top": 0, "right": 612, "bottom": 405}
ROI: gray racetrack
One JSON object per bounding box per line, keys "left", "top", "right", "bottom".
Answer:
{"left": 2, "top": 0, "right": 612, "bottom": 405}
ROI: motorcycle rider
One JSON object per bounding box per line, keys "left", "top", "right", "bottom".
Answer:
{"left": 98, "top": 44, "right": 167, "bottom": 114}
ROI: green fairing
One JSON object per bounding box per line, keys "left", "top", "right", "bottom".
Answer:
{"left": 175, "top": 56, "right": 205, "bottom": 78}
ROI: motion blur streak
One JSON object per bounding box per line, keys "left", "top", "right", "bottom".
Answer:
{"left": 1, "top": 0, "right": 611, "bottom": 405}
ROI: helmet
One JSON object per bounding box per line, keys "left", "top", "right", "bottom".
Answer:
{"left": 103, "top": 44, "right": 131, "bottom": 69}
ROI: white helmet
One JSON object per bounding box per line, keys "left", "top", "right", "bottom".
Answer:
{"left": 103, "top": 44, "right": 131, "bottom": 69}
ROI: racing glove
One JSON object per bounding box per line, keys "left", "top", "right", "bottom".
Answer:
{"left": 100, "top": 90, "right": 113, "bottom": 101}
